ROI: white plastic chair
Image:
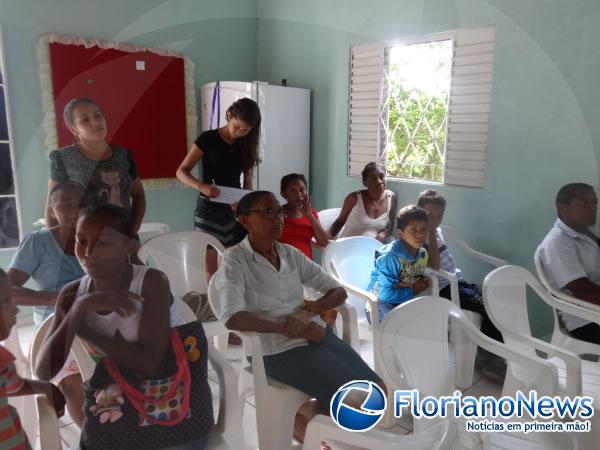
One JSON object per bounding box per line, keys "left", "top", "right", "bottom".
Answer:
{"left": 29, "top": 316, "right": 62, "bottom": 450}
{"left": 176, "top": 299, "right": 246, "bottom": 449}
{"left": 439, "top": 225, "right": 507, "bottom": 268}
{"left": 207, "top": 277, "right": 359, "bottom": 450}
{"left": 321, "top": 236, "right": 382, "bottom": 325}
{"left": 138, "top": 222, "right": 170, "bottom": 244}
{"left": 303, "top": 416, "right": 457, "bottom": 450}
{"left": 483, "top": 265, "right": 600, "bottom": 403}
{"left": 138, "top": 231, "right": 229, "bottom": 351}
{"left": 317, "top": 207, "right": 342, "bottom": 239}
{"left": 534, "top": 247, "right": 600, "bottom": 357}
{"left": 438, "top": 225, "right": 507, "bottom": 389}
{"left": 2, "top": 325, "right": 37, "bottom": 443}
{"left": 370, "top": 296, "right": 576, "bottom": 450}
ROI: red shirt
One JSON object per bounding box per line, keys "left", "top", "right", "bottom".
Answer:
{"left": 279, "top": 209, "right": 319, "bottom": 259}
{"left": 0, "top": 345, "right": 28, "bottom": 450}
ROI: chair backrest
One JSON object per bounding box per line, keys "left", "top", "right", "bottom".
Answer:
{"left": 29, "top": 316, "right": 53, "bottom": 378}
{"left": 439, "top": 224, "right": 507, "bottom": 267}
{"left": 138, "top": 231, "right": 226, "bottom": 300}
{"left": 175, "top": 298, "right": 198, "bottom": 324}
{"left": 317, "top": 208, "right": 342, "bottom": 237}
{"left": 207, "top": 277, "right": 221, "bottom": 319}
{"left": 481, "top": 265, "right": 537, "bottom": 350}
{"left": 374, "top": 296, "right": 454, "bottom": 398}
{"left": 322, "top": 236, "right": 382, "bottom": 292}
{"left": 375, "top": 295, "right": 558, "bottom": 402}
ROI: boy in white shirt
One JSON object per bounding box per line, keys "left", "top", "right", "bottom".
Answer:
{"left": 417, "top": 190, "right": 502, "bottom": 341}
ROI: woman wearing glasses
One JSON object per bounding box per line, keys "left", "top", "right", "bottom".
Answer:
{"left": 212, "top": 191, "right": 385, "bottom": 449}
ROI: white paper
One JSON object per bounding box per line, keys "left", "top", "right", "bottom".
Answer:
{"left": 211, "top": 185, "right": 252, "bottom": 204}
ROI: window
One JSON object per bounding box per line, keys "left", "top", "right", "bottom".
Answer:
{"left": 0, "top": 29, "right": 22, "bottom": 249}
{"left": 348, "top": 26, "right": 496, "bottom": 187}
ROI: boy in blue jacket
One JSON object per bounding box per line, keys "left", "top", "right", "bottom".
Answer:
{"left": 366, "top": 205, "right": 432, "bottom": 323}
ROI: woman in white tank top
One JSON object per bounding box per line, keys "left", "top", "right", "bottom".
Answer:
{"left": 330, "top": 162, "right": 397, "bottom": 242}
{"left": 34, "top": 204, "right": 211, "bottom": 450}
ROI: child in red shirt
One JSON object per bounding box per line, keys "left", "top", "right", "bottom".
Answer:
{"left": 279, "top": 173, "right": 329, "bottom": 259}
{"left": 0, "top": 268, "right": 65, "bottom": 450}
{"left": 279, "top": 174, "right": 337, "bottom": 326}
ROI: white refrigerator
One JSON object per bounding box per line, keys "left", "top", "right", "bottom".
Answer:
{"left": 200, "top": 81, "right": 310, "bottom": 199}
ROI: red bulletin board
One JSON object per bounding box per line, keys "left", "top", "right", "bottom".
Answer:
{"left": 46, "top": 38, "right": 190, "bottom": 181}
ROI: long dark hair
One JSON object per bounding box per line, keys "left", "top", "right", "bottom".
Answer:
{"left": 227, "top": 98, "right": 261, "bottom": 171}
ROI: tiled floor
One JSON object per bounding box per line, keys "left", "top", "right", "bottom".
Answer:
{"left": 15, "top": 319, "right": 503, "bottom": 450}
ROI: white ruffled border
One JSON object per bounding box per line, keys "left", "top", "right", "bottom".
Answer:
{"left": 37, "top": 33, "right": 196, "bottom": 190}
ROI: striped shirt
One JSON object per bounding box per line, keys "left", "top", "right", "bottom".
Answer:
{"left": 0, "top": 346, "right": 30, "bottom": 450}
{"left": 425, "top": 228, "right": 463, "bottom": 289}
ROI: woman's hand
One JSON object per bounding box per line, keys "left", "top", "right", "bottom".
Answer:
{"left": 45, "top": 382, "right": 66, "bottom": 417}
{"left": 282, "top": 309, "right": 316, "bottom": 338}
{"left": 301, "top": 195, "right": 313, "bottom": 217}
{"left": 201, "top": 184, "right": 221, "bottom": 198}
{"left": 301, "top": 322, "right": 326, "bottom": 343}
{"left": 73, "top": 290, "right": 141, "bottom": 320}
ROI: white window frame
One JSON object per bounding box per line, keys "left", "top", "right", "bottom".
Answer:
{"left": 0, "top": 27, "right": 23, "bottom": 251}
{"left": 347, "top": 26, "right": 496, "bottom": 188}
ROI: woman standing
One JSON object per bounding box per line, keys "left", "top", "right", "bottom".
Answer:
{"left": 176, "top": 97, "right": 261, "bottom": 276}
{"left": 45, "top": 98, "right": 146, "bottom": 233}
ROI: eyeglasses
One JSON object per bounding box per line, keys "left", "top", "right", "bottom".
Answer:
{"left": 242, "top": 208, "right": 287, "bottom": 219}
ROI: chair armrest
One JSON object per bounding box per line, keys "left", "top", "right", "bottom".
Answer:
{"left": 335, "top": 303, "right": 360, "bottom": 351}
{"left": 507, "top": 333, "right": 582, "bottom": 397}
{"left": 36, "top": 395, "right": 61, "bottom": 450}
{"left": 545, "top": 293, "right": 600, "bottom": 326}
{"left": 207, "top": 345, "right": 245, "bottom": 447}
{"left": 228, "top": 330, "right": 270, "bottom": 390}
{"left": 450, "top": 308, "right": 561, "bottom": 395}
{"left": 426, "top": 268, "right": 461, "bottom": 308}
{"left": 330, "top": 273, "right": 380, "bottom": 326}
{"left": 440, "top": 225, "right": 506, "bottom": 267}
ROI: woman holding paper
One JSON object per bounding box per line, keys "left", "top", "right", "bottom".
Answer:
{"left": 176, "top": 97, "right": 261, "bottom": 272}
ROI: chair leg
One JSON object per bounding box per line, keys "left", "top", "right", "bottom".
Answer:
{"left": 255, "top": 391, "right": 306, "bottom": 450}
{"left": 453, "top": 323, "right": 476, "bottom": 389}
{"left": 215, "top": 334, "right": 228, "bottom": 352}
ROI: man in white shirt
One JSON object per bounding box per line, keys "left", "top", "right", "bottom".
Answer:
{"left": 537, "top": 183, "right": 600, "bottom": 344}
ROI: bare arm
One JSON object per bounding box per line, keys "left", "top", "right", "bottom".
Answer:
{"left": 329, "top": 193, "right": 358, "bottom": 238}
{"left": 78, "top": 269, "right": 171, "bottom": 378}
{"left": 176, "top": 143, "right": 220, "bottom": 197}
{"left": 225, "top": 311, "right": 285, "bottom": 333}
{"left": 242, "top": 168, "right": 253, "bottom": 190}
{"left": 44, "top": 179, "right": 59, "bottom": 227}
{"left": 303, "top": 196, "right": 329, "bottom": 247}
{"left": 130, "top": 178, "right": 146, "bottom": 233}
{"left": 426, "top": 226, "right": 440, "bottom": 271}
{"left": 7, "top": 254, "right": 54, "bottom": 307}
{"left": 34, "top": 282, "right": 81, "bottom": 380}
{"left": 9, "top": 379, "right": 65, "bottom": 417}
{"left": 566, "top": 278, "right": 600, "bottom": 306}
{"left": 303, "top": 286, "right": 347, "bottom": 314}
{"left": 376, "top": 191, "right": 397, "bottom": 242}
